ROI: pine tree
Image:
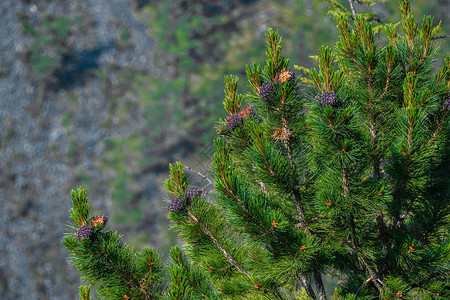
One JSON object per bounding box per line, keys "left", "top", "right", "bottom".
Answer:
{"left": 63, "top": 1, "right": 449, "bottom": 298}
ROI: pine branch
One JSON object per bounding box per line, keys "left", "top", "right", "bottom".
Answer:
{"left": 427, "top": 109, "right": 446, "bottom": 147}
{"left": 277, "top": 93, "right": 308, "bottom": 228}
{"left": 349, "top": 219, "right": 383, "bottom": 292}
{"left": 213, "top": 142, "right": 298, "bottom": 250}
{"left": 278, "top": 98, "right": 327, "bottom": 300}
{"left": 252, "top": 130, "right": 291, "bottom": 188}
{"left": 347, "top": 214, "right": 395, "bottom": 297}
{"left": 221, "top": 178, "right": 318, "bottom": 297}
{"left": 167, "top": 246, "right": 217, "bottom": 299}
{"left": 345, "top": 173, "right": 383, "bottom": 292}
{"left": 355, "top": 276, "right": 373, "bottom": 297}
{"left": 213, "top": 131, "right": 321, "bottom": 297}
{"left": 187, "top": 211, "right": 249, "bottom": 277}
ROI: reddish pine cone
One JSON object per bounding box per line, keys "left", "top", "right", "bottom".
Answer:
{"left": 239, "top": 105, "right": 256, "bottom": 118}
{"left": 168, "top": 197, "right": 185, "bottom": 212}
{"left": 259, "top": 81, "right": 274, "bottom": 101}
{"left": 185, "top": 187, "right": 202, "bottom": 204}
{"left": 276, "top": 69, "right": 295, "bottom": 84}
{"left": 445, "top": 97, "right": 450, "bottom": 111}
{"left": 90, "top": 214, "right": 108, "bottom": 228}
{"left": 226, "top": 113, "right": 243, "bottom": 130}
{"left": 77, "top": 225, "right": 93, "bottom": 241}
{"left": 320, "top": 91, "right": 338, "bottom": 107}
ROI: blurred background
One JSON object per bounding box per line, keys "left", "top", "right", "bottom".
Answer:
{"left": 0, "top": 0, "right": 448, "bottom": 298}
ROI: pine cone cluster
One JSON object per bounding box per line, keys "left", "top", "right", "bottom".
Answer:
{"left": 77, "top": 225, "right": 93, "bottom": 241}
{"left": 259, "top": 81, "right": 274, "bottom": 101}
{"left": 168, "top": 187, "right": 202, "bottom": 212}
{"left": 319, "top": 91, "right": 338, "bottom": 107}
{"left": 239, "top": 105, "right": 256, "bottom": 118}
{"left": 168, "top": 197, "right": 185, "bottom": 212}
{"left": 91, "top": 214, "right": 108, "bottom": 228}
{"left": 276, "top": 69, "right": 295, "bottom": 84}
{"left": 226, "top": 113, "right": 243, "bottom": 130}
{"left": 445, "top": 97, "right": 450, "bottom": 111}
{"left": 226, "top": 105, "right": 255, "bottom": 131}
{"left": 259, "top": 70, "right": 296, "bottom": 102}
{"left": 185, "top": 187, "right": 202, "bottom": 204}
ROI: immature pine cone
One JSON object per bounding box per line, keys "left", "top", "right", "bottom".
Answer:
{"left": 276, "top": 69, "right": 295, "bottom": 84}
{"left": 185, "top": 187, "right": 202, "bottom": 204}
{"left": 226, "top": 113, "right": 243, "bottom": 130}
{"left": 168, "top": 197, "right": 185, "bottom": 212}
{"left": 90, "top": 214, "right": 108, "bottom": 228}
{"left": 320, "top": 91, "right": 338, "bottom": 107}
{"left": 77, "top": 225, "right": 93, "bottom": 241}
{"left": 259, "top": 81, "right": 274, "bottom": 101}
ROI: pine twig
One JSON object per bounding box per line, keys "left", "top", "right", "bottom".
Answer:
{"left": 313, "top": 269, "right": 327, "bottom": 300}
{"left": 187, "top": 211, "right": 249, "bottom": 277}
{"left": 343, "top": 168, "right": 349, "bottom": 197}
{"left": 355, "top": 276, "right": 373, "bottom": 296}
{"left": 375, "top": 277, "right": 395, "bottom": 296}
{"left": 303, "top": 211, "right": 332, "bottom": 227}
{"left": 431, "top": 35, "right": 450, "bottom": 40}
{"left": 184, "top": 165, "right": 213, "bottom": 185}
{"left": 348, "top": 0, "right": 356, "bottom": 19}
{"left": 300, "top": 276, "right": 317, "bottom": 299}
{"left": 428, "top": 112, "right": 445, "bottom": 147}
{"left": 354, "top": 274, "right": 398, "bottom": 298}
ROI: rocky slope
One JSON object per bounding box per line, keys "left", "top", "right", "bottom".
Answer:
{"left": 0, "top": 1, "right": 167, "bottom": 298}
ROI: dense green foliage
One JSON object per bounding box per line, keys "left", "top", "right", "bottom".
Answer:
{"left": 64, "top": 1, "right": 449, "bottom": 299}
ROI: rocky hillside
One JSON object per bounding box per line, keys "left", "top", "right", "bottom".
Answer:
{"left": 0, "top": 1, "right": 165, "bottom": 298}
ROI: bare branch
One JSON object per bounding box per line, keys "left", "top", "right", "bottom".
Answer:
{"left": 432, "top": 35, "right": 450, "bottom": 40}
{"left": 184, "top": 165, "right": 213, "bottom": 186}
{"left": 300, "top": 276, "right": 317, "bottom": 299}
{"left": 348, "top": 0, "right": 356, "bottom": 19}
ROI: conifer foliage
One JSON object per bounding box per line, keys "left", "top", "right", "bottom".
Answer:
{"left": 63, "top": 2, "right": 449, "bottom": 299}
